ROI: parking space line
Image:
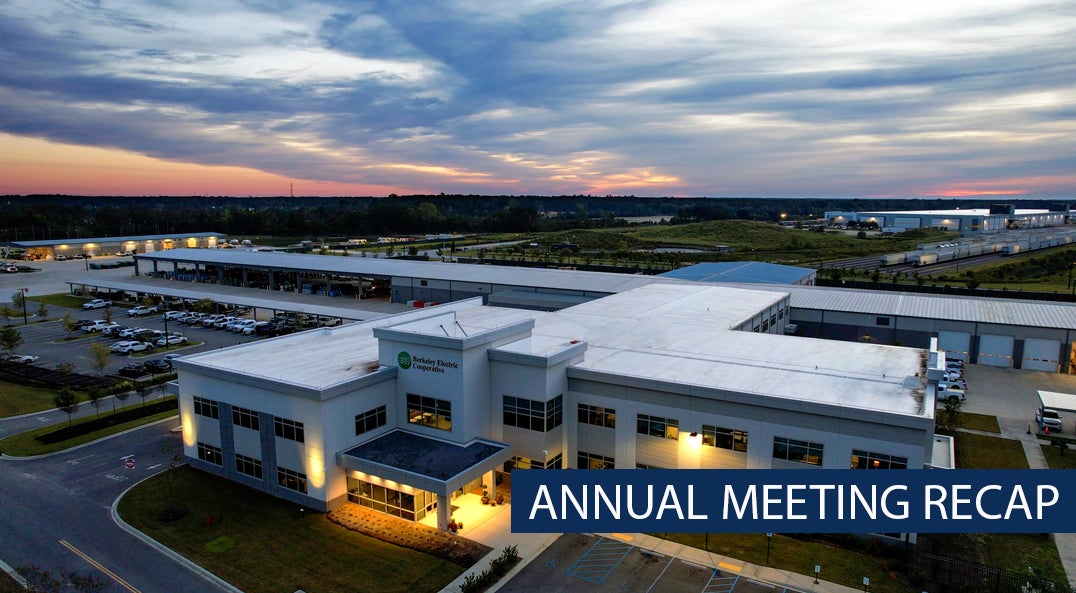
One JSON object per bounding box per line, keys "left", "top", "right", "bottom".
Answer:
{"left": 566, "top": 536, "right": 634, "bottom": 584}
{"left": 702, "top": 571, "right": 738, "bottom": 593}
{"left": 643, "top": 556, "right": 675, "bottom": 593}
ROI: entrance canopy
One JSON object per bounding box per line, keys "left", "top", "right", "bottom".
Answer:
{"left": 337, "top": 430, "right": 512, "bottom": 494}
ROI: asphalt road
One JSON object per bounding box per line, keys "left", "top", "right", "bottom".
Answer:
{"left": 0, "top": 421, "right": 231, "bottom": 593}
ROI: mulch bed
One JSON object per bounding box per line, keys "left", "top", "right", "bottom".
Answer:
{"left": 327, "top": 503, "right": 491, "bottom": 567}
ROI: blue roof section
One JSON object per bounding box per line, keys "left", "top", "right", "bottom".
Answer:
{"left": 659, "top": 261, "right": 815, "bottom": 285}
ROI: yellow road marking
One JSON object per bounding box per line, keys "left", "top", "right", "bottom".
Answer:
{"left": 58, "top": 540, "right": 141, "bottom": 593}
{"left": 718, "top": 561, "right": 742, "bottom": 572}
{"left": 610, "top": 533, "right": 634, "bottom": 542}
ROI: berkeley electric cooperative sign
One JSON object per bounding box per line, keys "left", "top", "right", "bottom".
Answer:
{"left": 511, "top": 470, "right": 1076, "bottom": 533}
{"left": 397, "top": 351, "right": 459, "bottom": 374}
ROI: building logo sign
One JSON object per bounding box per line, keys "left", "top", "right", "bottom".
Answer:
{"left": 397, "top": 350, "right": 459, "bottom": 374}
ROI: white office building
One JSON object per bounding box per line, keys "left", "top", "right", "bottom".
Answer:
{"left": 176, "top": 283, "right": 949, "bottom": 531}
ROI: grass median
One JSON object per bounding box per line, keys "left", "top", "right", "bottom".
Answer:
{"left": 0, "top": 380, "right": 78, "bottom": 417}
{"left": 117, "top": 466, "right": 464, "bottom": 593}
{"left": 0, "top": 397, "right": 177, "bottom": 456}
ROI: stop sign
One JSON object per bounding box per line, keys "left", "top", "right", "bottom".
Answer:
{"left": 124, "top": 458, "right": 135, "bottom": 470}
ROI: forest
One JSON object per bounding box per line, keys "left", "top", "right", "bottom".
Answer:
{"left": 2, "top": 194, "right": 1062, "bottom": 242}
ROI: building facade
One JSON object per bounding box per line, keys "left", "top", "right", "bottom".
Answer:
{"left": 177, "top": 284, "right": 947, "bottom": 531}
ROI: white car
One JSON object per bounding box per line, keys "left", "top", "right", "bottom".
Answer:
{"left": 110, "top": 341, "right": 152, "bottom": 353}
{"left": 81, "top": 320, "right": 112, "bottom": 333}
{"left": 155, "top": 335, "right": 188, "bottom": 347}
{"left": 1037, "top": 409, "right": 1063, "bottom": 432}
{"left": 118, "top": 327, "right": 148, "bottom": 338}
{"left": 128, "top": 305, "right": 159, "bottom": 316}
{"left": 2, "top": 354, "right": 39, "bottom": 364}
{"left": 163, "top": 310, "right": 187, "bottom": 321}
{"left": 937, "top": 384, "right": 966, "bottom": 402}
{"left": 82, "top": 299, "right": 112, "bottom": 310}
{"left": 941, "top": 369, "right": 963, "bottom": 381}
{"left": 229, "top": 319, "right": 257, "bottom": 333}
{"left": 938, "top": 379, "right": 967, "bottom": 391}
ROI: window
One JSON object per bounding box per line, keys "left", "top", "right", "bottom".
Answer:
{"left": 851, "top": 450, "right": 907, "bottom": 470}
{"left": 876, "top": 317, "right": 891, "bottom": 326}
{"left": 406, "top": 394, "right": 452, "bottom": 431}
{"left": 773, "top": 436, "right": 824, "bottom": 466}
{"left": 277, "top": 466, "right": 308, "bottom": 493}
{"left": 196, "top": 442, "right": 222, "bottom": 466}
{"left": 636, "top": 463, "right": 664, "bottom": 469}
{"left": 235, "top": 454, "right": 263, "bottom": 479}
{"left": 193, "top": 396, "right": 218, "bottom": 419}
{"left": 232, "top": 406, "right": 259, "bottom": 431}
{"left": 637, "top": 414, "right": 679, "bottom": 440}
{"left": 504, "top": 453, "right": 563, "bottom": 472}
{"left": 702, "top": 425, "right": 748, "bottom": 452}
{"left": 504, "top": 395, "right": 563, "bottom": 432}
{"left": 274, "top": 417, "right": 305, "bottom": 443}
{"left": 578, "top": 404, "right": 615, "bottom": 429}
{"left": 577, "top": 451, "right": 614, "bottom": 470}
{"left": 355, "top": 405, "right": 387, "bottom": 436}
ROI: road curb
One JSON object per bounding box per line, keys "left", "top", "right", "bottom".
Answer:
{"left": 0, "top": 414, "right": 178, "bottom": 461}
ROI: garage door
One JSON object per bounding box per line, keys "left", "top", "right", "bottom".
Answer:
{"left": 978, "top": 334, "right": 1014, "bottom": 368}
{"left": 1022, "top": 338, "right": 1061, "bottom": 373}
{"left": 938, "top": 331, "right": 971, "bottom": 362}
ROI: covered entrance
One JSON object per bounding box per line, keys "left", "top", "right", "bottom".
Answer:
{"left": 337, "top": 430, "right": 512, "bottom": 530}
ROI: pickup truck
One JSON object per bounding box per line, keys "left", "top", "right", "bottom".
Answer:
{"left": 937, "top": 384, "right": 966, "bottom": 402}
{"left": 1037, "top": 408, "right": 1063, "bottom": 432}
{"left": 82, "top": 299, "right": 112, "bottom": 310}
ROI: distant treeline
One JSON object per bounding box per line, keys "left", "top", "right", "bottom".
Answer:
{"left": 1, "top": 194, "right": 1063, "bottom": 241}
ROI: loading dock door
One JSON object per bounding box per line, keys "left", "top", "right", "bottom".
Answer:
{"left": 978, "top": 334, "right": 1015, "bottom": 368}
{"left": 937, "top": 331, "right": 971, "bottom": 362}
{"left": 1022, "top": 338, "right": 1061, "bottom": 373}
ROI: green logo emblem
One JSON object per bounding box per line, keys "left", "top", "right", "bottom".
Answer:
{"left": 398, "top": 351, "right": 412, "bottom": 369}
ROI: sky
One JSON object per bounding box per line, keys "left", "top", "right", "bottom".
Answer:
{"left": 1, "top": 0, "right": 1074, "bottom": 198}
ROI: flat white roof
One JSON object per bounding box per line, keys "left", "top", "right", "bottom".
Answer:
{"left": 184, "top": 284, "right": 927, "bottom": 418}
{"left": 854, "top": 209, "right": 1052, "bottom": 217}
{"left": 1038, "top": 390, "right": 1076, "bottom": 413}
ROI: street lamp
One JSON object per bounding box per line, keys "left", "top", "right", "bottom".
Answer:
{"left": 20, "top": 288, "right": 28, "bottom": 324}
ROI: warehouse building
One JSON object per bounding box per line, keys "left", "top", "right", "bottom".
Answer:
{"left": 8, "top": 232, "right": 224, "bottom": 260}
{"left": 824, "top": 204, "right": 1069, "bottom": 235}
{"left": 176, "top": 283, "right": 949, "bottom": 531}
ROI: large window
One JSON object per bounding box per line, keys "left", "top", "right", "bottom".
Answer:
{"left": 355, "top": 405, "right": 388, "bottom": 436}
{"left": 406, "top": 394, "right": 452, "bottom": 431}
{"left": 347, "top": 478, "right": 435, "bottom": 522}
{"left": 637, "top": 414, "right": 679, "bottom": 440}
{"left": 504, "top": 395, "right": 563, "bottom": 432}
{"left": 504, "top": 454, "right": 563, "bottom": 472}
{"left": 773, "top": 436, "right": 824, "bottom": 466}
{"left": 702, "top": 425, "right": 748, "bottom": 452}
{"left": 232, "top": 406, "right": 259, "bottom": 431}
{"left": 235, "top": 454, "right": 263, "bottom": 479}
{"left": 578, "top": 404, "right": 615, "bottom": 429}
{"left": 196, "top": 442, "right": 222, "bottom": 466}
{"left": 577, "top": 451, "right": 615, "bottom": 470}
{"left": 277, "top": 466, "right": 308, "bottom": 494}
{"left": 851, "top": 450, "right": 907, "bottom": 470}
{"left": 274, "top": 417, "right": 305, "bottom": 443}
{"left": 193, "top": 396, "right": 218, "bottom": 419}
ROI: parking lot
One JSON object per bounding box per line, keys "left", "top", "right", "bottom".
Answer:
{"left": 499, "top": 534, "right": 809, "bottom": 593}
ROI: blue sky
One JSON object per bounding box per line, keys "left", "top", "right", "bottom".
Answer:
{"left": 1, "top": 0, "right": 1074, "bottom": 197}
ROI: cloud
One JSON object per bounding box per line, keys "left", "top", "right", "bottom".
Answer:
{"left": 0, "top": 0, "right": 1074, "bottom": 196}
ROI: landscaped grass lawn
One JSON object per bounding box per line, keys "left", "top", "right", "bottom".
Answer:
{"left": 955, "top": 432, "right": 1029, "bottom": 469}
{"left": 1041, "top": 443, "right": 1076, "bottom": 469}
{"left": 660, "top": 533, "right": 914, "bottom": 593}
{"left": 957, "top": 411, "right": 1001, "bottom": 433}
{"left": 0, "top": 380, "right": 81, "bottom": 417}
{"left": 0, "top": 399, "right": 177, "bottom": 456}
{"left": 118, "top": 466, "right": 464, "bottom": 593}
{"left": 27, "top": 293, "right": 91, "bottom": 309}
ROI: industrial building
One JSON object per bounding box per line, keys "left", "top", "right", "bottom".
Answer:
{"left": 824, "top": 204, "right": 1070, "bottom": 236}
{"left": 6, "top": 232, "right": 225, "bottom": 260}
{"left": 177, "top": 283, "right": 951, "bottom": 531}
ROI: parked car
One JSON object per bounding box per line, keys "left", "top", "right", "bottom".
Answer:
{"left": 243, "top": 321, "right": 271, "bottom": 335}
{"left": 155, "top": 334, "right": 188, "bottom": 347}
{"left": 102, "top": 325, "right": 130, "bottom": 338}
{"left": 938, "top": 379, "right": 968, "bottom": 391}
{"left": 941, "top": 369, "right": 964, "bottom": 381}
{"left": 131, "top": 329, "right": 160, "bottom": 342}
{"left": 201, "top": 314, "right": 227, "bottom": 327}
{"left": 127, "top": 305, "right": 159, "bottom": 316}
{"left": 1037, "top": 408, "right": 1063, "bottom": 432}
{"left": 163, "top": 310, "right": 187, "bottom": 321}
{"left": 2, "top": 265, "right": 18, "bottom": 273}
{"left": 118, "top": 363, "right": 148, "bottom": 378}
{"left": 163, "top": 353, "right": 183, "bottom": 363}
{"left": 118, "top": 327, "right": 147, "bottom": 339}
{"left": 82, "top": 299, "right": 112, "bottom": 310}
{"left": 96, "top": 323, "right": 122, "bottom": 335}
{"left": 111, "top": 341, "right": 152, "bottom": 354}
{"left": 1, "top": 354, "right": 39, "bottom": 364}
{"left": 143, "top": 359, "right": 172, "bottom": 374}
{"left": 229, "top": 319, "right": 257, "bottom": 333}
{"left": 936, "top": 384, "right": 966, "bottom": 402}
{"left": 54, "top": 254, "right": 68, "bottom": 261}
{"left": 81, "top": 320, "right": 112, "bottom": 333}
{"left": 213, "top": 316, "right": 239, "bottom": 329}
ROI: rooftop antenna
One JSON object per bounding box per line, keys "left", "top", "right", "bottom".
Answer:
{"left": 290, "top": 182, "right": 294, "bottom": 198}
{"left": 454, "top": 321, "right": 468, "bottom": 336}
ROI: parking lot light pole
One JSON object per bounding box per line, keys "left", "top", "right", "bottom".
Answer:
{"left": 20, "top": 288, "right": 28, "bottom": 324}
